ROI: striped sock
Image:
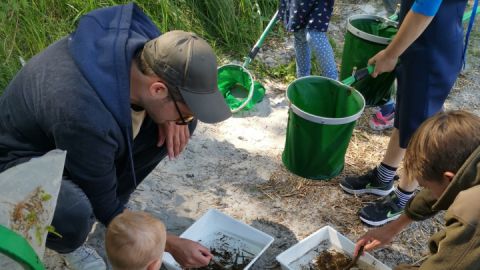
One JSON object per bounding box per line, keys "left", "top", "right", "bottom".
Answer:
{"left": 394, "top": 186, "right": 414, "bottom": 208}
{"left": 376, "top": 163, "right": 397, "bottom": 184}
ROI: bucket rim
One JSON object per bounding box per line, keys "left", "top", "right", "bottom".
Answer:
{"left": 286, "top": 76, "right": 366, "bottom": 125}
{"left": 218, "top": 63, "right": 255, "bottom": 113}
{"left": 346, "top": 14, "right": 397, "bottom": 45}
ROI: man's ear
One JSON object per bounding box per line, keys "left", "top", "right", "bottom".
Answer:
{"left": 443, "top": 171, "right": 455, "bottom": 183}
{"left": 149, "top": 81, "right": 169, "bottom": 99}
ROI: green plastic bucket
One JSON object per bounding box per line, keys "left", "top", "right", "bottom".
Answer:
{"left": 218, "top": 64, "right": 265, "bottom": 113}
{"left": 282, "top": 76, "right": 365, "bottom": 180}
{"left": 0, "top": 225, "right": 45, "bottom": 270}
{"left": 340, "top": 14, "right": 398, "bottom": 106}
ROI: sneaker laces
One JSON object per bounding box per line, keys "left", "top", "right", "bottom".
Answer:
{"left": 359, "top": 169, "right": 377, "bottom": 182}
{"left": 377, "top": 192, "right": 402, "bottom": 212}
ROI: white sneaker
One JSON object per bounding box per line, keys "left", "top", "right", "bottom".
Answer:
{"left": 62, "top": 245, "right": 106, "bottom": 270}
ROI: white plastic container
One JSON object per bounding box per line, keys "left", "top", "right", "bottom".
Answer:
{"left": 276, "top": 226, "right": 391, "bottom": 270}
{"left": 163, "top": 209, "right": 274, "bottom": 270}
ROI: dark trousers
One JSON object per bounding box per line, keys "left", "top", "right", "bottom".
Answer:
{"left": 46, "top": 117, "right": 197, "bottom": 253}
{"left": 393, "top": 0, "right": 466, "bottom": 148}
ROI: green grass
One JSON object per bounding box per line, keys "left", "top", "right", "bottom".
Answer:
{"left": 252, "top": 60, "right": 297, "bottom": 84}
{"left": 4, "top": 1, "right": 476, "bottom": 93}
{"left": 249, "top": 35, "right": 341, "bottom": 85}
{"left": 0, "top": 0, "right": 278, "bottom": 91}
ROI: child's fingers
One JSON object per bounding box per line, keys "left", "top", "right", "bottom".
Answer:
{"left": 368, "top": 57, "right": 379, "bottom": 78}
{"left": 353, "top": 239, "right": 368, "bottom": 256}
{"left": 364, "top": 239, "right": 381, "bottom": 251}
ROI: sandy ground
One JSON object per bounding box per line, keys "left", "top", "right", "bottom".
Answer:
{"left": 43, "top": 1, "right": 480, "bottom": 269}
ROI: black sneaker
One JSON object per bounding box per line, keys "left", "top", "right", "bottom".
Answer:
{"left": 359, "top": 191, "right": 404, "bottom": 226}
{"left": 340, "top": 168, "right": 395, "bottom": 196}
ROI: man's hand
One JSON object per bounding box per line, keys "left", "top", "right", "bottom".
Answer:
{"left": 354, "top": 214, "right": 413, "bottom": 256}
{"left": 157, "top": 122, "right": 190, "bottom": 159}
{"left": 166, "top": 235, "right": 212, "bottom": 268}
{"left": 368, "top": 49, "right": 398, "bottom": 78}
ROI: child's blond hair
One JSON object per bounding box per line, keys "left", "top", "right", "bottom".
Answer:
{"left": 404, "top": 110, "right": 480, "bottom": 183}
{"left": 106, "top": 211, "right": 166, "bottom": 270}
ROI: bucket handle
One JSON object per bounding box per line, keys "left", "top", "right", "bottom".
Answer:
{"left": 379, "top": 16, "right": 399, "bottom": 28}
{"left": 341, "top": 66, "right": 374, "bottom": 86}
{"left": 243, "top": 10, "right": 279, "bottom": 68}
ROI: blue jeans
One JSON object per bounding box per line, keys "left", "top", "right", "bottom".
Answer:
{"left": 293, "top": 29, "right": 338, "bottom": 79}
{"left": 46, "top": 117, "right": 197, "bottom": 253}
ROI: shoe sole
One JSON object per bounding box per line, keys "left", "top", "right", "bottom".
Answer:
{"left": 369, "top": 120, "right": 394, "bottom": 131}
{"left": 339, "top": 184, "right": 394, "bottom": 196}
{"left": 369, "top": 124, "right": 394, "bottom": 131}
{"left": 359, "top": 213, "right": 401, "bottom": 227}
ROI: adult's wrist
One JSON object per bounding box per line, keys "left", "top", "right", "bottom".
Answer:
{"left": 165, "top": 234, "right": 179, "bottom": 253}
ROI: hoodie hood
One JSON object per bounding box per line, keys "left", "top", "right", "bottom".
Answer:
{"left": 68, "top": 3, "right": 160, "bottom": 130}
{"left": 433, "top": 145, "right": 480, "bottom": 211}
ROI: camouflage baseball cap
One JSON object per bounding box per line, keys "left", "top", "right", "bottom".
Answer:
{"left": 142, "top": 30, "right": 231, "bottom": 123}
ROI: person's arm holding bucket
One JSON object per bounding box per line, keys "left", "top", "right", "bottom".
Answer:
{"left": 369, "top": 0, "right": 443, "bottom": 77}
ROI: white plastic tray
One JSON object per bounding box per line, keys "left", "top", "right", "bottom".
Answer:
{"left": 276, "top": 226, "right": 391, "bottom": 270}
{"left": 163, "top": 209, "right": 274, "bottom": 270}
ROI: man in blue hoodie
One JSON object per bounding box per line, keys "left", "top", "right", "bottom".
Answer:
{"left": 0, "top": 3, "right": 231, "bottom": 270}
